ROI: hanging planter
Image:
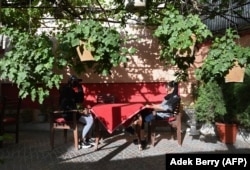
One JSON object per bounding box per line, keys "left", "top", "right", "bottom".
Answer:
{"left": 175, "top": 34, "right": 197, "bottom": 58}
{"left": 225, "top": 61, "right": 245, "bottom": 83}
{"left": 76, "top": 40, "right": 95, "bottom": 62}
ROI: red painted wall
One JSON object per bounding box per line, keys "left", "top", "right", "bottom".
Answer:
{"left": 83, "top": 82, "right": 166, "bottom": 106}
{"left": 1, "top": 82, "right": 167, "bottom": 109}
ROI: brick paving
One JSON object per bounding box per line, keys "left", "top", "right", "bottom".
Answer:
{"left": 0, "top": 123, "right": 250, "bottom": 170}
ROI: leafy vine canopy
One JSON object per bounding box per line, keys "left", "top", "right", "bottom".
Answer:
{"left": 0, "top": 27, "right": 64, "bottom": 103}
{"left": 0, "top": 0, "right": 250, "bottom": 103}
{"left": 0, "top": 20, "right": 135, "bottom": 103}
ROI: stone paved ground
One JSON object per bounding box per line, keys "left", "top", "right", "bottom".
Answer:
{"left": 0, "top": 123, "right": 250, "bottom": 170}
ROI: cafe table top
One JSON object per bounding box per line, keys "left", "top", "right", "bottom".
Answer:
{"left": 91, "top": 103, "right": 145, "bottom": 134}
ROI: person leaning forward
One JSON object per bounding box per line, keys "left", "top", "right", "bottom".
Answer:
{"left": 59, "top": 75, "right": 95, "bottom": 149}
{"left": 125, "top": 81, "right": 180, "bottom": 150}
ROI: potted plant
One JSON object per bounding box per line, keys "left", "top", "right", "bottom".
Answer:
{"left": 195, "top": 28, "right": 250, "bottom": 144}
{"left": 195, "top": 71, "right": 250, "bottom": 144}
{"left": 221, "top": 67, "right": 250, "bottom": 134}
{"left": 195, "top": 80, "right": 227, "bottom": 138}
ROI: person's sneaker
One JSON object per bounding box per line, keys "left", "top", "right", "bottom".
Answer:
{"left": 78, "top": 142, "right": 82, "bottom": 150}
{"left": 86, "top": 138, "right": 96, "bottom": 146}
{"left": 79, "top": 141, "right": 92, "bottom": 149}
{"left": 81, "top": 142, "right": 92, "bottom": 149}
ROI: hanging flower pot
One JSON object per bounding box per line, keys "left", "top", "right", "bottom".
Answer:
{"left": 225, "top": 61, "right": 245, "bottom": 83}
{"left": 76, "top": 40, "right": 95, "bottom": 62}
{"left": 175, "top": 34, "right": 197, "bottom": 58}
{"left": 215, "top": 122, "right": 238, "bottom": 144}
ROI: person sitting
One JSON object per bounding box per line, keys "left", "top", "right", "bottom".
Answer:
{"left": 59, "top": 74, "right": 94, "bottom": 149}
{"left": 126, "top": 80, "right": 180, "bottom": 150}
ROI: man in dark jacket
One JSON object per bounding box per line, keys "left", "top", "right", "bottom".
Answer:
{"left": 59, "top": 75, "right": 94, "bottom": 149}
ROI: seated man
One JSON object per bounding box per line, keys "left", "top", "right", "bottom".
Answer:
{"left": 59, "top": 74, "right": 94, "bottom": 149}
{"left": 126, "top": 81, "right": 180, "bottom": 150}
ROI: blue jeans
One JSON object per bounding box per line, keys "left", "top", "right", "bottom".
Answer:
{"left": 144, "top": 112, "right": 173, "bottom": 123}
{"left": 144, "top": 113, "right": 155, "bottom": 123}
{"left": 78, "top": 114, "right": 94, "bottom": 139}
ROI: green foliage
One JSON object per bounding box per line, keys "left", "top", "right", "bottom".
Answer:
{"left": 0, "top": 27, "right": 64, "bottom": 104}
{"left": 195, "top": 28, "right": 250, "bottom": 83}
{"left": 0, "top": 1, "right": 250, "bottom": 105}
{"left": 0, "top": 0, "right": 50, "bottom": 34}
{"left": 195, "top": 81, "right": 227, "bottom": 123}
{"left": 153, "top": 5, "right": 212, "bottom": 81}
{"left": 194, "top": 28, "right": 250, "bottom": 126}
{"left": 237, "top": 108, "right": 250, "bottom": 129}
{"left": 0, "top": 20, "right": 136, "bottom": 103}
{"left": 221, "top": 68, "right": 250, "bottom": 128}
{"left": 195, "top": 62, "right": 250, "bottom": 127}
{"left": 57, "top": 19, "right": 135, "bottom": 76}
